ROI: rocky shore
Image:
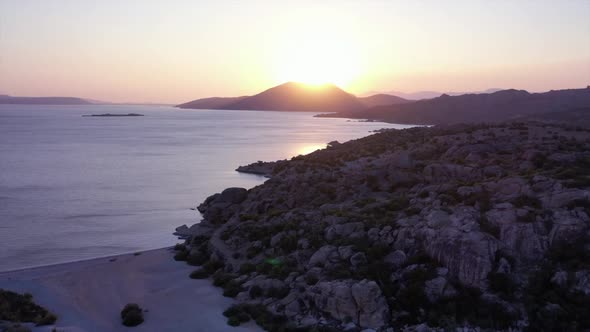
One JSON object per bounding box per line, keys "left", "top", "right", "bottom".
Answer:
{"left": 176, "top": 121, "right": 590, "bottom": 331}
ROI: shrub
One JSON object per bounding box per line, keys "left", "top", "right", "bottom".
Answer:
{"left": 202, "top": 260, "right": 224, "bottom": 274}
{"left": 186, "top": 252, "right": 208, "bottom": 266}
{"left": 120, "top": 303, "right": 144, "bottom": 327}
{"left": 305, "top": 275, "right": 319, "bottom": 285}
{"left": 227, "top": 316, "right": 241, "bottom": 326}
{"left": 222, "top": 281, "right": 243, "bottom": 298}
{"left": 189, "top": 269, "right": 210, "bottom": 279}
{"left": 212, "top": 271, "right": 236, "bottom": 287}
{"left": 278, "top": 234, "right": 298, "bottom": 252}
{"left": 405, "top": 207, "right": 421, "bottom": 216}
{"left": 0, "top": 289, "right": 57, "bottom": 325}
{"left": 239, "top": 263, "right": 256, "bottom": 274}
{"left": 266, "top": 286, "right": 290, "bottom": 299}
{"left": 513, "top": 195, "right": 542, "bottom": 209}
{"left": 249, "top": 285, "right": 263, "bottom": 298}
{"left": 488, "top": 272, "right": 517, "bottom": 297}
{"left": 517, "top": 211, "right": 536, "bottom": 223}
{"left": 387, "top": 196, "right": 410, "bottom": 211}
{"left": 35, "top": 313, "right": 57, "bottom": 326}
{"left": 173, "top": 250, "right": 188, "bottom": 261}
{"left": 479, "top": 214, "right": 500, "bottom": 238}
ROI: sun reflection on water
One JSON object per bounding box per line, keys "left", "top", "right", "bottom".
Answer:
{"left": 294, "top": 144, "right": 326, "bottom": 156}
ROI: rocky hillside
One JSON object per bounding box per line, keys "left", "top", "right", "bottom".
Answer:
{"left": 175, "top": 122, "right": 590, "bottom": 331}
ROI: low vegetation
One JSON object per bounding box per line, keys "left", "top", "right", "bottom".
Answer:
{"left": 0, "top": 289, "right": 57, "bottom": 326}
{"left": 178, "top": 122, "right": 590, "bottom": 331}
{"left": 120, "top": 303, "right": 144, "bottom": 327}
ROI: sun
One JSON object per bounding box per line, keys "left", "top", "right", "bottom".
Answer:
{"left": 272, "top": 23, "right": 363, "bottom": 89}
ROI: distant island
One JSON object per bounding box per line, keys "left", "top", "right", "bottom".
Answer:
{"left": 176, "top": 81, "right": 409, "bottom": 112}
{"left": 0, "top": 95, "right": 92, "bottom": 105}
{"left": 82, "top": 113, "right": 144, "bottom": 117}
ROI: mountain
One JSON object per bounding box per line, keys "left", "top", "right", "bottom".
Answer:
{"left": 319, "top": 87, "right": 590, "bottom": 125}
{"left": 357, "top": 94, "right": 410, "bottom": 108}
{"left": 368, "top": 88, "right": 504, "bottom": 100}
{"left": 177, "top": 96, "right": 248, "bottom": 109}
{"left": 177, "top": 82, "right": 405, "bottom": 113}
{"left": 0, "top": 95, "right": 92, "bottom": 105}
{"left": 225, "top": 82, "right": 365, "bottom": 112}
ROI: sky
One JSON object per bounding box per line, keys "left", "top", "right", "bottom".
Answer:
{"left": 0, "top": 0, "right": 589, "bottom": 104}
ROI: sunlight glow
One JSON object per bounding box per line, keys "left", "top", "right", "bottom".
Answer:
{"left": 272, "top": 18, "right": 364, "bottom": 89}
{"left": 295, "top": 144, "right": 326, "bottom": 156}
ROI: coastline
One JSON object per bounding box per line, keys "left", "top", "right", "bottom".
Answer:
{"left": 0, "top": 248, "right": 261, "bottom": 332}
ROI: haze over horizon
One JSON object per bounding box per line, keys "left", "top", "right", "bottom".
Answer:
{"left": 0, "top": 0, "right": 589, "bottom": 104}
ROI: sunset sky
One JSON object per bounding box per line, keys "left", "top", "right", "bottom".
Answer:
{"left": 0, "top": 0, "right": 589, "bottom": 104}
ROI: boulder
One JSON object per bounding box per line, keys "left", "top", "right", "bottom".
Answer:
{"left": 425, "top": 229, "right": 499, "bottom": 288}
{"left": 325, "top": 222, "right": 365, "bottom": 241}
{"left": 219, "top": 187, "right": 248, "bottom": 204}
{"left": 424, "top": 276, "right": 457, "bottom": 302}
{"left": 311, "top": 279, "right": 389, "bottom": 329}
{"left": 308, "top": 245, "right": 337, "bottom": 267}
{"left": 384, "top": 250, "right": 407, "bottom": 268}
{"left": 350, "top": 252, "right": 368, "bottom": 269}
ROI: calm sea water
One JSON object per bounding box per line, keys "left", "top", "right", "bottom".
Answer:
{"left": 0, "top": 105, "right": 413, "bottom": 271}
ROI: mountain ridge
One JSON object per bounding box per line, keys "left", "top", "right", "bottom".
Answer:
{"left": 0, "top": 95, "right": 93, "bottom": 105}
{"left": 176, "top": 82, "right": 409, "bottom": 112}
{"left": 318, "top": 87, "right": 590, "bottom": 125}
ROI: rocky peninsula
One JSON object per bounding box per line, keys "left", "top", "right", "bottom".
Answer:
{"left": 175, "top": 121, "right": 590, "bottom": 331}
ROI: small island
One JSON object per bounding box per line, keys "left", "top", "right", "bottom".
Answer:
{"left": 82, "top": 113, "right": 144, "bottom": 117}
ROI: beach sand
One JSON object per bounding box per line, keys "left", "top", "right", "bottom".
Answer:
{"left": 0, "top": 248, "right": 260, "bottom": 332}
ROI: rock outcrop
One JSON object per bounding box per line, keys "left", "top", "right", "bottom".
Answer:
{"left": 176, "top": 122, "right": 590, "bottom": 331}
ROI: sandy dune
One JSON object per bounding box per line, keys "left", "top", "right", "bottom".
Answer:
{"left": 0, "top": 248, "right": 260, "bottom": 332}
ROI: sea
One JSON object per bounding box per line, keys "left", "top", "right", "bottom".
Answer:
{"left": 0, "top": 105, "right": 414, "bottom": 271}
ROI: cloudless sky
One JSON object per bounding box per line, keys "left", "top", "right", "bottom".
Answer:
{"left": 0, "top": 0, "right": 589, "bottom": 103}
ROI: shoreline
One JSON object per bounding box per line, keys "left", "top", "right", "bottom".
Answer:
{"left": 0, "top": 246, "right": 172, "bottom": 275}
{"left": 0, "top": 248, "right": 260, "bottom": 332}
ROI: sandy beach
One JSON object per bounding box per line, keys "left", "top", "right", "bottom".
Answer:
{"left": 0, "top": 248, "right": 260, "bottom": 332}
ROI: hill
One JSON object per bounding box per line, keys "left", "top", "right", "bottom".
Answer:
{"left": 176, "top": 82, "right": 407, "bottom": 112}
{"left": 357, "top": 93, "right": 410, "bottom": 107}
{"left": 176, "top": 96, "right": 248, "bottom": 109}
{"left": 379, "top": 88, "right": 503, "bottom": 100}
{"left": 176, "top": 122, "right": 590, "bottom": 331}
{"left": 319, "top": 87, "right": 590, "bottom": 125}
{"left": 0, "top": 95, "right": 92, "bottom": 105}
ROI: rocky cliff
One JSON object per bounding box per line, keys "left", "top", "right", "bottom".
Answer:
{"left": 175, "top": 121, "right": 590, "bottom": 331}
